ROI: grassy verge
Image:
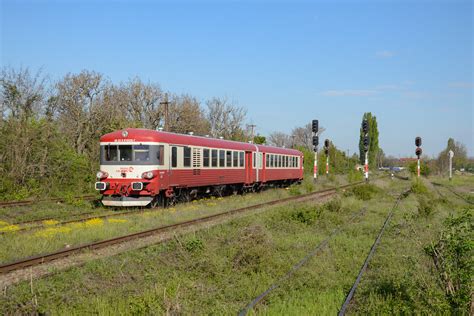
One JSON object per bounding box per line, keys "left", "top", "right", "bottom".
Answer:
{"left": 1, "top": 178, "right": 399, "bottom": 314}
{"left": 0, "top": 175, "right": 352, "bottom": 263}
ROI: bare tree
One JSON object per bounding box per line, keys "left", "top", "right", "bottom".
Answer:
{"left": 116, "top": 78, "right": 163, "bottom": 129}
{"left": 55, "top": 70, "right": 106, "bottom": 156}
{"left": 0, "top": 67, "right": 48, "bottom": 120}
{"left": 206, "top": 97, "right": 247, "bottom": 140}
{"left": 291, "top": 123, "right": 313, "bottom": 150}
{"left": 167, "top": 94, "right": 210, "bottom": 135}
{"left": 268, "top": 131, "right": 292, "bottom": 148}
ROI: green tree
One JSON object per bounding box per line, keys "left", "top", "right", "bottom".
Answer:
{"left": 437, "top": 138, "right": 468, "bottom": 173}
{"left": 253, "top": 135, "right": 266, "bottom": 145}
{"left": 359, "top": 112, "right": 379, "bottom": 169}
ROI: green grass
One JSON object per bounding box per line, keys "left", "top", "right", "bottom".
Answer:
{"left": 2, "top": 176, "right": 468, "bottom": 315}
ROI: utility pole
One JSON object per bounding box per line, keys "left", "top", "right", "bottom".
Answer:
{"left": 160, "top": 93, "right": 169, "bottom": 132}
{"left": 247, "top": 124, "right": 256, "bottom": 143}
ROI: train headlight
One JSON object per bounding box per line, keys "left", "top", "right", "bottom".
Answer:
{"left": 142, "top": 171, "right": 155, "bottom": 179}
{"left": 96, "top": 171, "right": 108, "bottom": 180}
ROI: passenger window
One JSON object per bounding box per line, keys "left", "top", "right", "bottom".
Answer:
{"left": 233, "top": 152, "right": 238, "bottom": 167}
{"left": 219, "top": 150, "right": 225, "bottom": 167}
{"left": 203, "top": 149, "right": 210, "bottom": 167}
{"left": 226, "top": 151, "right": 232, "bottom": 167}
{"left": 279, "top": 155, "right": 282, "bottom": 168}
{"left": 183, "top": 147, "right": 191, "bottom": 167}
{"left": 253, "top": 152, "right": 256, "bottom": 168}
{"left": 212, "top": 149, "right": 218, "bottom": 167}
{"left": 239, "top": 152, "right": 244, "bottom": 167}
{"left": 171, "top": 147, "right": 177, "bottom": 168}
{"left": 266, "top": 154, "right": 269, "bottom": 167}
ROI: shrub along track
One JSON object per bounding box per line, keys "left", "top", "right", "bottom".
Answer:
{"left": 238, "top": 188, "right": 410, "bottom": 315}
{"left": 0, "top": 181, "right": 374, "bottom": 277}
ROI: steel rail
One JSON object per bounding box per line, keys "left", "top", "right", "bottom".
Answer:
{"left": 338, "top": 189, "right": 410, "bottom": 316}
{"left": 0, "top": 185, "right": 354, "bottom": 274}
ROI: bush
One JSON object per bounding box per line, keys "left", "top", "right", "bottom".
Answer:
{"left": 288, "top": 184, "right": 301, "bottom": 196}
{"left": 232, "top": 225, "right": 272, "bottom": 272}
{"left": 347, "top": 169, "right": 364, "bottom": 183}
{"left": 290, "top": 205, "right": 323, "bottom": 225}
{"left": 323, "top": 198, "right": 342, "bottom": 212}
{"left": 408, "top": 160, "right": 430, "bottom": 176}
{"left": 424, "top": 210, "right": 473, "bottom": 313}
{"left": 411, "top": 180, "right": 428, "bottom": 195}
{"left": 347, "top": 184, "right": 380, "bottom": 201}
{"left": 417, "top": 196, "right": 436, "bottom": 217}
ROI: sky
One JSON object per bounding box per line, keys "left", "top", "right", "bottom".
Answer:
{"left": 1, "top": 0, "right": 473, "bottom": 157}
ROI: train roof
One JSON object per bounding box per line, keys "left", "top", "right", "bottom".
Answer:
{"left": 100, "top": 128, "right": 302, "bottom": 155}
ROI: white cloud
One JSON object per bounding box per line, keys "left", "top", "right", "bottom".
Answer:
{"left": 376, "top": 50, "right": 395, "bottom": 58}
{"left": 448, "top": 82, "right": 474, "bottom": 89}
{"left": 320, "top": 89, "right": 378, "bottom": 97}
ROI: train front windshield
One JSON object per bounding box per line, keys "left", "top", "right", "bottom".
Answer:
{"left": 100, "top": 144, "right": 164, "bottom": 165}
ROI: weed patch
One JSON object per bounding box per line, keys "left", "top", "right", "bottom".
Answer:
{"left": 232, "top": 225, "right": 273, "bottom": 273}
{"left": 346, "top": 184, "right": 380, "bottom": 201}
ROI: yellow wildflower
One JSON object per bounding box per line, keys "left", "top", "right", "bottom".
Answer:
{"left": 35, "top": 226, "right": 71, "bottom": 238}
{"left": 0, "top": 225, "right": 20, "bottom": 233}
{"left": 84, "top": 218, "right": 104, "bottom": 227}
{"left": 43, "top": 219, "right": 59, "bottom": 226}
{"left": 108, "top": 218, "right": 127, "bottom": 223}
{"left": 206, "top": 202, "right": 217, "bottom": 207}
{"left": 0, "top": 220, "right": 9, "bottom": 226}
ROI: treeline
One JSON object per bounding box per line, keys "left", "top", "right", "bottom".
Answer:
{"left": 1, "top": 67, "right": 351, "bottom": 200}
{"left": 0, "top": 67, "right": 258, "bottom": 199}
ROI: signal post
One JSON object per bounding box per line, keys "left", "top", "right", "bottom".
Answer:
{"left": 362, "top": 120, "right": 369, "bottom": 181}
{"left": 312, "top": 120, "right": 319, "bottom": 181}
{"left": 324, "top": 139, "right": 330, "bottom": 176}
{"left": 415, "top": 137, "right": 422, "bottom": 178}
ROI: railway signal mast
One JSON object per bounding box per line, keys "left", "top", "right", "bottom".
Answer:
{"left": 362, "top": 120, "right": 369, "bottom": 181}
{"left": 415, "top": 137, "right": 422, "bottom": 178}
{"left": 448, "top": 150, "right": 454, "bottom": 181}
{"left": 324, "top": 139, "right": 330, "bottom": 176}
{"left": 312, "top": 120, "right": 319, "bottom": 181}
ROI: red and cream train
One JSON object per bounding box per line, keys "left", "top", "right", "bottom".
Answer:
{"left": 95, "top": 129, "right": 304, "bottom": 207}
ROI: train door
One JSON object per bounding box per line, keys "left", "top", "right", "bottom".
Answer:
{"left": 245, "top": 151, "right": 252, "bottom": 184}
{"left": 169, "top": 146, "right": 178, "bottom": 186}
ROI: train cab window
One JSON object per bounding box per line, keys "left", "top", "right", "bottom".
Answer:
{"left": 211, "top": 149, "right": 218, "bottom": 167}
{"left": 119, "top": 145, "right": 133, "bottom": 161}
{"left": 203, "top": 149, "right": 210, "bottom": 167}
{"left": 219, "top": 150, "right": 225, "bottom": 167}
{"left": 226, "top": 151, "right": 232, "bottom": 167}
{"left": 156, "top": 145, "right": 165, "bottom": 165}
{"left": 239, "top": 152, "right": 244, "bottom": 167}
{"left": 171, "top": 147, "right": 177, "bottom": 168}
{"left": 233, "top": 151, "right": 238, "bottom": 167}
{"left": 183, "top": 147, "right": 191, "bottom": 167}
{"left": 134, "top": 145, "right": 150, "bottom": 162}
{"left": 105, "top": 145, "right": 118, "bottom": 161}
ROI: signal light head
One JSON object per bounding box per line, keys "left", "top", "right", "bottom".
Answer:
{"left": 415, "top": 136, "right": 422, "bottom": 147}
{"left": 312, "top": 120, "right": 319, "bottom": 133}
{"left": 312, "top": 135, "right": 319, "bottom": 147}
{"left": 416, "top": 147, "right": 422, "bottom": 157}
{"left": 324, "top": 139, "right": 330, "bottom": 148}
{"left": 362, "top": 120, "right": 369, "bottom": 134}
{"left": 363, "top": 136, "right": 369, "bottom": 151}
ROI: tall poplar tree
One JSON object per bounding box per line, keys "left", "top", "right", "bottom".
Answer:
{"left": 359, "top": 112, "right": 379, "bottom": 168}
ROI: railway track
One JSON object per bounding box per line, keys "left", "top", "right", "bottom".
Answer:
{"left": 431, "top": 182, "right": 473, "bottom": 205}
{"left": 0, "top": 195, "right": 97, "bottom": 209}
{"left": 0, "top": 182, "right": 365, "bottom": 275}
{"left": 238, "top": 188, "right": 410, "bottom": 315}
